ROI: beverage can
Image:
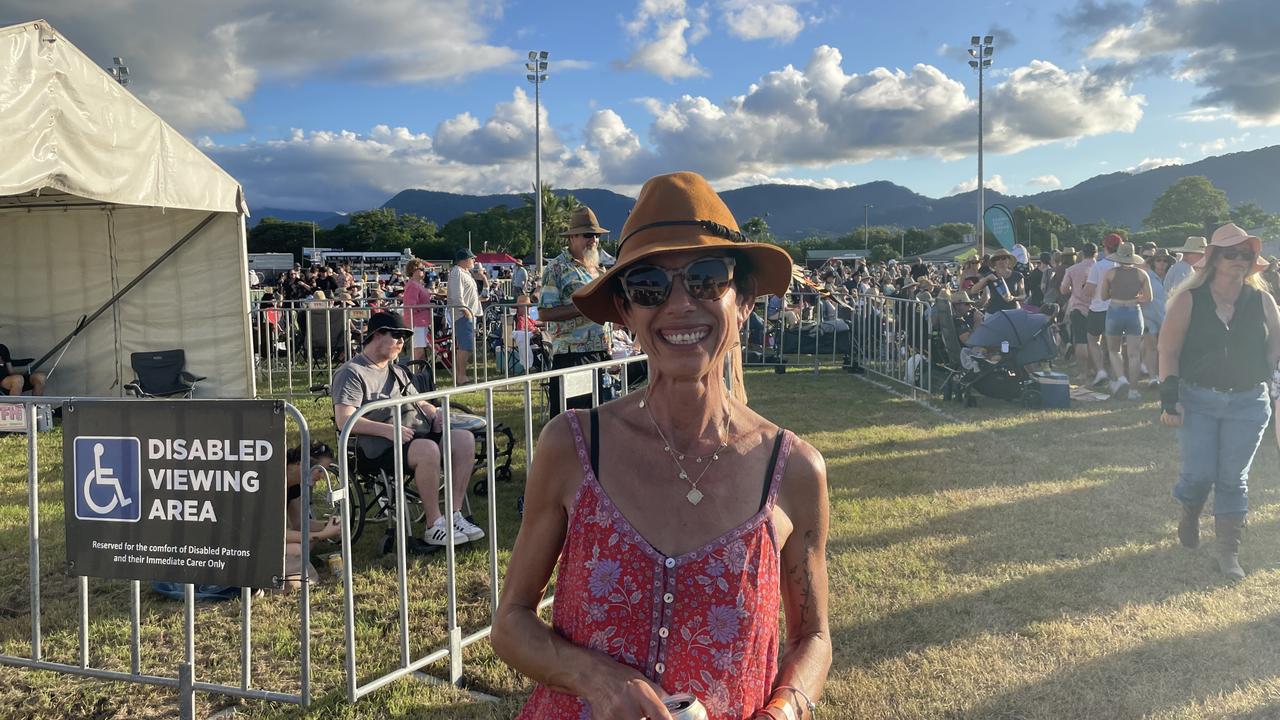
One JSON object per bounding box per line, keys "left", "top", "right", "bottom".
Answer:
{"left": 664, "top": 693, "right": 708, "bottom": 720}
{"left": 322, "top": 552, "right": 343, "bottom": 576}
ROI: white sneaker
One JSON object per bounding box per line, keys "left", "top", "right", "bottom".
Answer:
{"left": 1111, "top": 377, "right": 1129, "bottom": 397}
{"left": 1092, "top": 370, "right": 1110, "bottom": 387}
{"left": 452, "top": 511, "right": 485, "bottom": 541}
{"left": 424, "top": 516, "right": 468, "bottom": 546}
{"left": 1127, "top": 388, "right": 1142, "bottom": 401}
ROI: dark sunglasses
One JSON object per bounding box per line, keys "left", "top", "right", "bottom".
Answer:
{"left": 620, "top": 256, "right": 736, "bottom": 307}
{"left": 377, "top": 328, "right": 411, "bottom": 340}
{"left": 1217, "top": 248, "right": 1257, "bottom": 262}
{"left": 577, "top": 233, "right": 601, "bottom": 240}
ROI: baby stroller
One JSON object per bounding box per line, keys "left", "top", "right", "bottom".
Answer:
{"left": 942, "top": 308, "right": 1059, "bottom": 406}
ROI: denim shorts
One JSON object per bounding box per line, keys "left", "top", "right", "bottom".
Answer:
{"left": 1143, "top": 311, "right": 1163, "bottom": 336}
{"left": 453, "top": 315, "right": 475, "bottom": 350}
{"left": 1104, "top": 305, "right": 1143, "bottom": 336}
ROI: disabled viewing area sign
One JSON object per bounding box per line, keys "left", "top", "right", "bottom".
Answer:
{"left": 62, "top": 400, "right": 286, "bottom": 588}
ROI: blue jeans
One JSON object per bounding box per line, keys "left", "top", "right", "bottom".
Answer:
{"left": 1173, "top": 382, "right": 1271, "bottom": 515}
{"left": 1104, "top": 304, "right": 1143, "bottom": 336}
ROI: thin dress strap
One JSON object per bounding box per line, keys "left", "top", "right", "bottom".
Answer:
{"left": 763, "top": 430, "right": 794, "bottom": 511}
{"left": 563, "top": 410, "right": 595, "bottom": 480}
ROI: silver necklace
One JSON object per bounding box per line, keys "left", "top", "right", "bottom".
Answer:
{"left": 641, "top": 388, "right": 731, "bottom": 505}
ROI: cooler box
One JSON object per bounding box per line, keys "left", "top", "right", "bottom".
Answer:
{"left": 1032, "top": 371, "right": 1071, "bottom": 409}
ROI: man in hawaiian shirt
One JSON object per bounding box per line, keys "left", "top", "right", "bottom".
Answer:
{"left": 539, "top": 206, "right": 612, "bottom": 416}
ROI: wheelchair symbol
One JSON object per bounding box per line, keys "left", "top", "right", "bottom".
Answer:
{"left": 73, "top": 436, "right": 141, "bottom": 522}
{"left": 83, "top": 443, "right": 133, "bottom": 514}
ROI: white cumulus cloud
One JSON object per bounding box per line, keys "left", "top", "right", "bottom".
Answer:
{"left": 1125, "top": 157, "right": 1183, "bottom": 173}
{"left": 949, "top": 175, "right": 1008, "bottom": 196}
{"left": 621, "top": 0, "right": 709, "bottom": 80}
{"left": 1028, "top": 174, "right": 1063, "bottom": 189}
{"left": 721, "top": 0, "right": 806, "bottom": 43}
{"left": 12, "top": 0, "right": 518, "bottom": 134}
{"left": 1085, "top": 0, "right": 1280, "bottom": 126}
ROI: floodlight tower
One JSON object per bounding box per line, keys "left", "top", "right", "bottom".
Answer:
{"left": 525, "top": 51, "right": 550, "bottom": 280}
{"left": 969, "top": 35, "right": 994, "bottom": 256}
{"left": 107, "top": 56, "right": 129, "bottom": 86}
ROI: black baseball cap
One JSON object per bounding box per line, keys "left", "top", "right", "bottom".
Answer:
{"left": 455, "top": 248, "right": 476, "bottom": 262}
{"left": 363, "top": 311, "right": 412, "bottom": 344}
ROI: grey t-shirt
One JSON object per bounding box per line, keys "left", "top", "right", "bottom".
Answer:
{"left": 331, "top": 353, "right": 412, "bottom": 457}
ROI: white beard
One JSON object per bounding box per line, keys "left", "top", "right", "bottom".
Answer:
{"left": 581, "top": 245, "right": 601, "bottom": 274}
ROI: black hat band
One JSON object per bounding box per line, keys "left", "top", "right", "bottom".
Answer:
{"left": 618, "top": 219, "right": 748, "bottom": 252}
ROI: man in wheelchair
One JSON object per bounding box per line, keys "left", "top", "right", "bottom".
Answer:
{"left": 331, "top": 312, "right": 483, "bottom": 549}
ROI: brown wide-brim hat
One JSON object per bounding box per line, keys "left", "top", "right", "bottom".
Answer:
{"left": 1194, "top": 222, "right": 1269, "bottom": 274}
{"left": 559, "top": 206, "right": 609, "bottom": 237}
{"left": 572, "top": 171, "right": 793, "bottom": 324}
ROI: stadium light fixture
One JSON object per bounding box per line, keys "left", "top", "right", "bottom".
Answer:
{"left": 526, "top": 51, "right": 551, "bottom": 278}
{"left": 968, "top": 34, "right": 995, "bottom": 256}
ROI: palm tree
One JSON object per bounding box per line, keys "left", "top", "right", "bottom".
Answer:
{"left": 523, "top": 183, "right": 581, "bottom": 258}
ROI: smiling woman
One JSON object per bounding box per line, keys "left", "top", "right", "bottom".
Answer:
{"left": 491, "top": 172, "right": 831, "bottom": 720}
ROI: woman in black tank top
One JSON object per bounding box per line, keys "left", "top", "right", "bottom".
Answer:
{"left": 1157, "top": 223, "right": 1280, "bottom": 580}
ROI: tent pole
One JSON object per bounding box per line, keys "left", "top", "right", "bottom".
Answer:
{"left": 30, "top": 212, "right": 220, "bottom": 372}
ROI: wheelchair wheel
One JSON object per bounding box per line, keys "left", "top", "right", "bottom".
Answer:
{"left": 345, "top": 474, "right": 367, "bottom": 544}
{"left": 472, "top": 478, "right": 488, "bottom": 497}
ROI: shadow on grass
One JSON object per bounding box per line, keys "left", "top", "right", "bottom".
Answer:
{"left": 834, "top": 521, "right": 1276, "bottom": 669}
{"left": 962, "top": 611, "right": 1280, "bottom": 719}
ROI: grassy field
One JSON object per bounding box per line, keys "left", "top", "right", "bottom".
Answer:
{"left": 2, "top": 368, "right": 1280, "bottom": 719}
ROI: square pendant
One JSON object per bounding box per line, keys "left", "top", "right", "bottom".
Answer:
{"left": 686, "top": 488, "right": 704, "bottom": 505}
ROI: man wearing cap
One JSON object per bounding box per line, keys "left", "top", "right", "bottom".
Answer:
{"left": 1165, "top": 236, "right": 1206, "bottom": 295}
{"left": 331, "top": 312, "right": 483, "bottom": 550}
{"left": 1081, "top": 233, "right": 1125, "bottom": 387}
{"left": 448, "top": 249, "right": 483, "bottom": 385}
{"left": 539, "top": 206, "right": 612, "bottom": 416}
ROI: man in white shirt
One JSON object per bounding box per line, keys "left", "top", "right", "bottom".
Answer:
{"left": 447, "top": 249, "right": 483, "bottom": 385}
{"left": 1079, "top": 233, "right": 1122, "bottom": 386}
{"left": 1164, "top": 235, "right": 1206, "bottom": 296}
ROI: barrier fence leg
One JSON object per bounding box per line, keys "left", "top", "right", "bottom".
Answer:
{"left": 178, "top": 662, "right": 195, "bottom": 720}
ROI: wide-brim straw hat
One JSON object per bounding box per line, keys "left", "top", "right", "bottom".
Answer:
{"left": 1109, "top": 242, "right": 1143, "bottom": 265}
{"left": 1194, "top": 222, "right": 1269, "bottom": 274}
{"left": 990, "top": 248, "right": 1016, "bottom": 264}
{"left": 572, "top": 171, "right": 793, "bottom": 324}
{"left": 947, "top": 290, "right": 974, "bottom": 304}
{"left": 559, "top": 206, "right": 609, "bottom": 237}
{"left": 1174, "top": 235, "right": 1208, "bottom": 254}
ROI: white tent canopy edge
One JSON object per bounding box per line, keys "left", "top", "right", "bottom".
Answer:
{"left": 0, "top": 20, "right": 254, "bottom": 398}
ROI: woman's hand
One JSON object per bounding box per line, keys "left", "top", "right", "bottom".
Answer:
{"left": 1160, "top": 404, "right": 1184, "bottom": 428}
{"left": 582, "top": 671, "right": 673, "bottom": 720}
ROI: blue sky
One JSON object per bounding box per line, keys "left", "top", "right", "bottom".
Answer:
{"left": 11, "top": 0, "right": 1280, "bottom": 211}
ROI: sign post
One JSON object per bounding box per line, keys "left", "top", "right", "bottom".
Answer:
{"left": 62, "top": 400, "right": 287, "bottom": 588}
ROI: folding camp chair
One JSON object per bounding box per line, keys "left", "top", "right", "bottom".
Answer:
{"left": 123, "top": 350, "right": 205, "bottom": 398}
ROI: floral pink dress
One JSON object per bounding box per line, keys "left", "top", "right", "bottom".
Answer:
{"left": 516, "top": 410, "right": 792, "bottom": 720}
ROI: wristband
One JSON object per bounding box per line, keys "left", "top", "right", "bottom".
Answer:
{"left": 1160, "top": 375, "right": 1180, "bottom": 415}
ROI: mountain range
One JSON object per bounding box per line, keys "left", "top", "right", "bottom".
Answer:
{"left": 253, "top": 144, "right": 1280, "bottom": 239}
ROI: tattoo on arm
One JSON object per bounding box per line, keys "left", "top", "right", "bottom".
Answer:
{"left": 788, "top": 529, "right": 817, "bottom": 628}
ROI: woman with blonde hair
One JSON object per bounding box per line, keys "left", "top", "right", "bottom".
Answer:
{"left": 493, "top": 172, "right": 831, "bottom": 720}
{"left": 1159, "top": 223, "right": 1280, "bottom": 580}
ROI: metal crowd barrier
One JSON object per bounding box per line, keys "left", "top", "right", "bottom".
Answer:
{"left": 739, "top": 290, "right": 934, "bottom": 395}
{"left": 0, "top": 397, "right": 316, "bottom": 719}
{"left": 333, "top": 354, "right": 649, "bottom": 702}
{"left": 250, "top": 301, "right": 547, "bottom": 398}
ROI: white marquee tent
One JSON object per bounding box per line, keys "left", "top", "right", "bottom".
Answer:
{"left": 0, "top": 19, "right": 254, "bottom": 398}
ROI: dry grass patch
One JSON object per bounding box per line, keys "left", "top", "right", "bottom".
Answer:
{"left": 1, "top": 368, "right": 1279, "bottom": 717}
